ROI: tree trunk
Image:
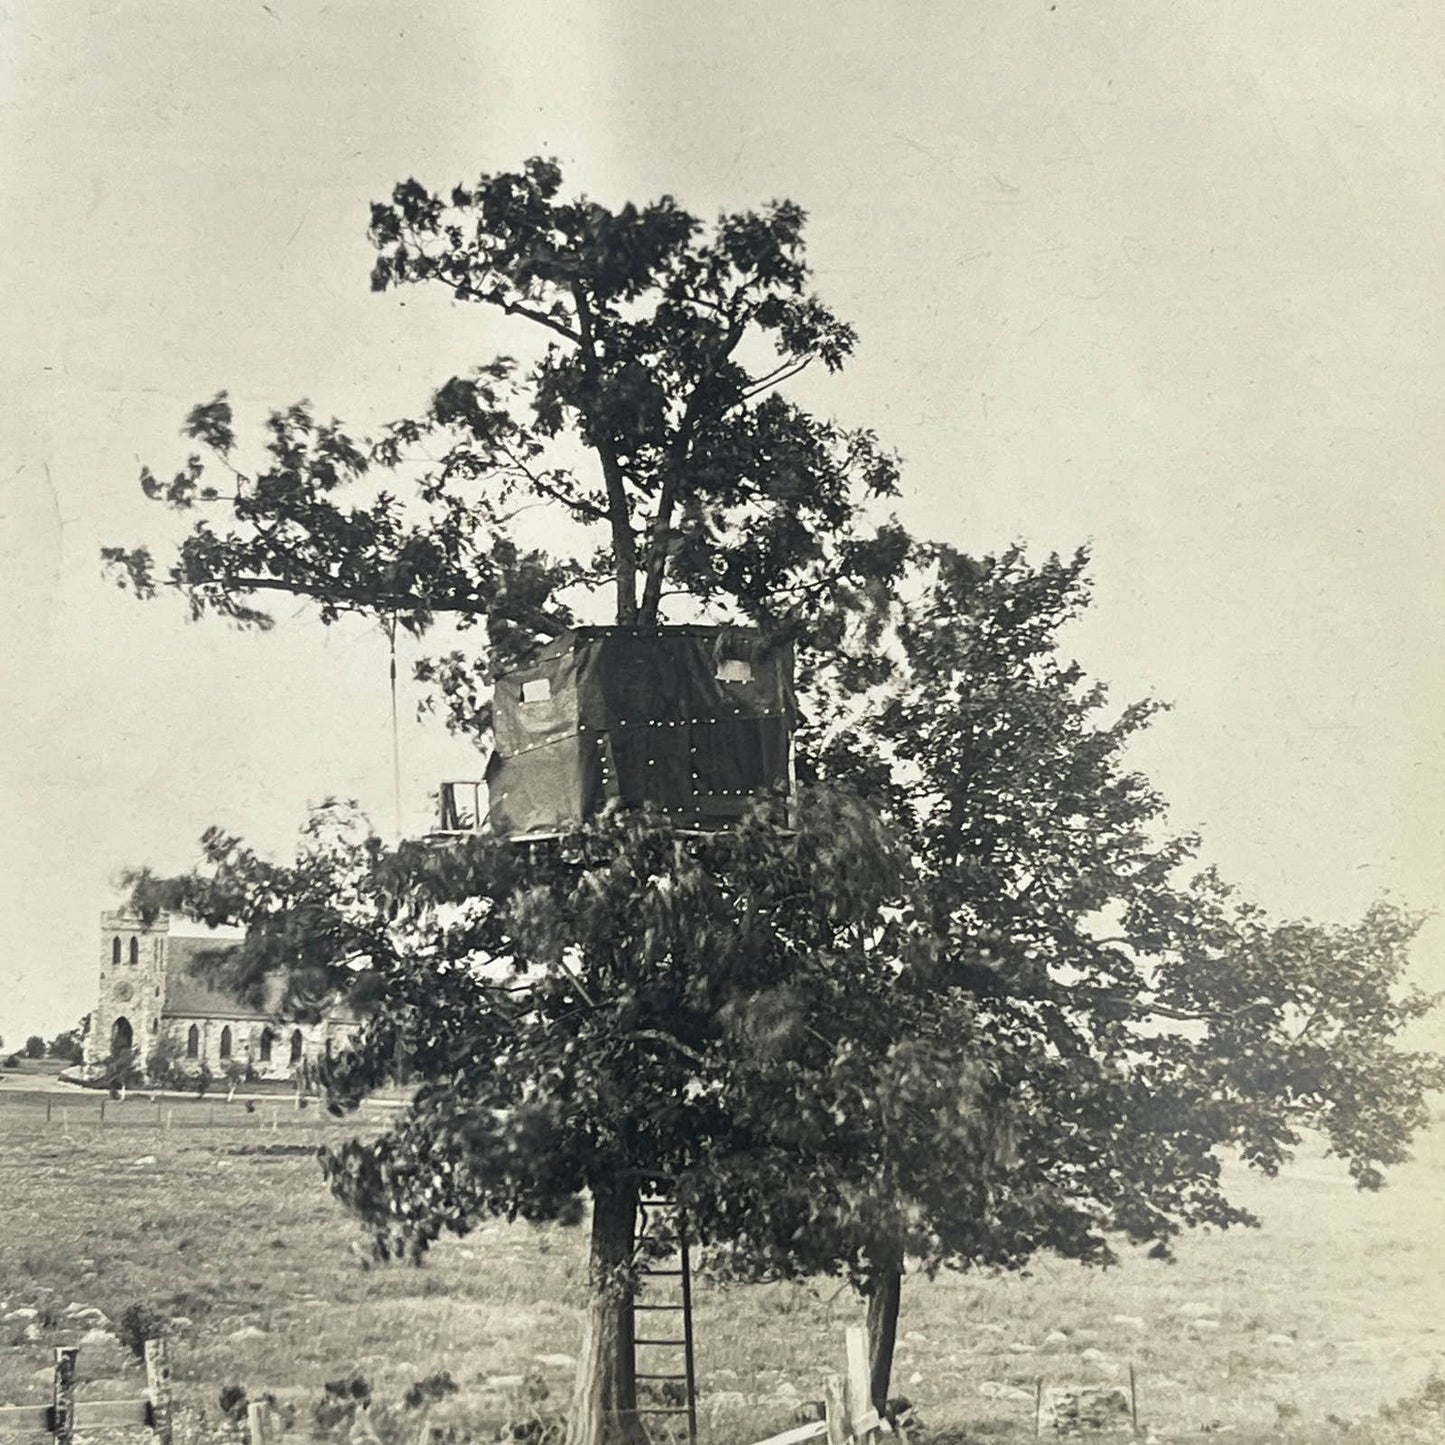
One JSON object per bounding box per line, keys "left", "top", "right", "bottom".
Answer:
{"left": 865, "top": 1263, "right": 902, "bottom": 1414}
{"left": 565, "top": 1178, "right": 647, "bottom": 1445}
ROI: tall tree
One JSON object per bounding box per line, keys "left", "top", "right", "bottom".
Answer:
{"left": 106, "top": 161, "right": 1443, "bottom": 1444}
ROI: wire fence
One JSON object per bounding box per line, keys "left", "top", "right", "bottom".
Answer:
{"left": 0, "top": 1092, "right": 402, "bottom": 1135}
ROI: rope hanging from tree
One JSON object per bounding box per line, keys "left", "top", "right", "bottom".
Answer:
{"left": 385, "top": 613, "right": 401, "bottom": 844}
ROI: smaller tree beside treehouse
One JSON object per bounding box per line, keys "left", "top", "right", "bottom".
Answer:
{"left": 780, "top": 545, "right": 1445, "bottom": 1409}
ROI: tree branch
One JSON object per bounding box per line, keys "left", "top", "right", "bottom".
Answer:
{"left": 570, "top": 282, "right": 640, "bottom": 623}
{"left": 640, "top": 314, "right": 750, "bottom": 622}
{"left": 184, "top": 573, "right": 570, "bottom": 635}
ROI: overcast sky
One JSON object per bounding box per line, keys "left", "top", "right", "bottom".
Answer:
{"left": 2, "top": 0, "right": 1441, "bottom": 1047}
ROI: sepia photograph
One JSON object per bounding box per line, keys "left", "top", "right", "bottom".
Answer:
{"left": 2, "top": 4, "right": 1442, "bottom": 1443}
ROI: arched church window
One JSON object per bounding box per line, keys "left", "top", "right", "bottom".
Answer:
{"left": 112, "top": 937, "right": 121, "bottom": 966}
{"left": 289, "top": 1029, "right": 304, "bottom": 1066}
{"left": 259, "top": 1028, "right": 274, "bottom": 1063}
{"left": 129, "top": 937, "right": 139, "bottom": 965}
{"left": 219, "top": 1026, "right": 232, "bottom": 1061}
{"left": 187, "top": 1025, "right": 199, "bottom": 1059}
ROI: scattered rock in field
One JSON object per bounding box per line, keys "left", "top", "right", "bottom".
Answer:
{"left": 1080, "top": 1348, "right": 1108, "bottom": 1365}
{"left": 1008, "top": 1342, "right": 1036, "bottom": 1353}
{"left": 78, "top": 1260, "right": 95, "bottom": 1269}
{"left": 484, "top": 1375, "right": 526, "bottom": 1390}
{"left": 1044, "top": 1331, "right": 1070, "bottom": 1347}
{"left": 1189, "top": 1318, "right": 1221, "bottom": 1332}
{"left": 903, "top": 1330, "right": 930, "bottom": 1345}
{"left": 533, "top": 1353, "right": 576, "bottom": 1369}
{"left": 24, "top": 1325, "right": 43, "bottom": 1342}
{"left": 978, "top": 1381, "right": 1033, "bottom": 1402}
{"left": 4, "top": 1309, "right": 38, "bottom": 1322}
{"left": 132, "top": 1155, "right": 158, "bottom": 1166}
{"left": 228, "top": 1325, "right": 268, "bottom": 1340}
{"left": 79, "top": 1328, "right": 114, "bottom": 1346}
{"left": 908, "top": 1372, "right": 923, "bottom": 1387}
{"left": 709, "top": 1368, "right": 739, "bottom": 1382}
{"left": 169, "top": 1316, "right": 194, "bottom": 1329}
{"left": 1039, "top": 1385, "right": 1130, "bottom": 1435}
{"left": 793, "top": 1401, "right": 825, "bottom": 1424}
{"left": 1112, "top": 1315, "right": 1145, "bottom": 1329}
{"left": 706, "top": 1391, "right": 749, "bottom": 1417}
{"left": 31, "top": 1367, "right": 53, "bottom": 1382}
{"left": 1263, "top": 1334, "right": 1295, "bottom": 1348}
{"left": 974, "top": 1323, "right": 1006, "bottom": 1335}
{"left": 773, "top": 1382, "right": 800, "bottom": 1400}
{"left": 1175, "top": 1302, "right": 1216, "bottom": 1320}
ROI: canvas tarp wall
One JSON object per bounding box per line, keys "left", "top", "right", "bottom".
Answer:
{"left": 486, "top": 626, "right": 795, "bottom": 837}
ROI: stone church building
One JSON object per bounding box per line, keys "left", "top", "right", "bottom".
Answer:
{"left": 86, "top": 909, "right": 358, "bottom": 1081}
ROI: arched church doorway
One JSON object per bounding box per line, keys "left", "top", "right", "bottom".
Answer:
{"left": 110, "top": 1017, "right": 133, "bottom": 1055}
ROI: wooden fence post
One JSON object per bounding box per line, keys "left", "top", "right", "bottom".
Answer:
{"left": 823, "top": 1375, "right": 849, "bottom": 1445}
{"left": 845, "top": 1326, "right": 871, "bottom": 1432}
{"left": 145, "top": 1339, "right": 173, "bottom": 1445}
{"left": 46, "top": 1099, "right": 52, "bottom": 1124}
{"left": 247, "top": 1400, "right": 274, "bottom": 1445}
{"left": 99, "top": 1100, "right": 106, "bottom": 1124}
{"left": 52, "top": 1347, "right": 78, "bottom": 1445}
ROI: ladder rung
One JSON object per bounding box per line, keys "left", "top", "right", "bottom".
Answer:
{"left": 634, "top": 1304, "right": 685, "bottom": 1311}
{"left": 634, "top": 1408, "right": 692, "bottom": 1415}
{"left": 635, "top": 1373, "right": 688, "bottom": 1381}
{"left": 642, "top": 1269, "right": 684, "bottom": 1276}
{"left": 635, "top": 1339, "right": 685, "bottom": 1347}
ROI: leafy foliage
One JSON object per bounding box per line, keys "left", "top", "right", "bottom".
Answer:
{"left": 144, "top": 1035, "right": 190, "bottom": 1091}
{"left": 103, "top": 159, "right": 907, "bottom": 698}
{"left": 115, "top": 1300, "right": 167, "bottom": 1360}
{"left": 48, "top": 1028, "right": 84, "bottom": 1063}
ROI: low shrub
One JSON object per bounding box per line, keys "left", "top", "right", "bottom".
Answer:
{"left": 115, "top": 1301, "right": 168, "bottom": 1360}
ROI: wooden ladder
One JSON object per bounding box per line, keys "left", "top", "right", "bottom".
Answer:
{"left": 633, "top": 1192, "right": 698, "bottom": 1445}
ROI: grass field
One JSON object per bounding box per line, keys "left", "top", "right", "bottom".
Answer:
{"left": 1, "top": 1094, "right": 1442, "bottom": 1445}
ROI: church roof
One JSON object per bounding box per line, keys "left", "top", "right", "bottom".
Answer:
{"left": 161, "top": 937, "right": 355, "bottom": 1022}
